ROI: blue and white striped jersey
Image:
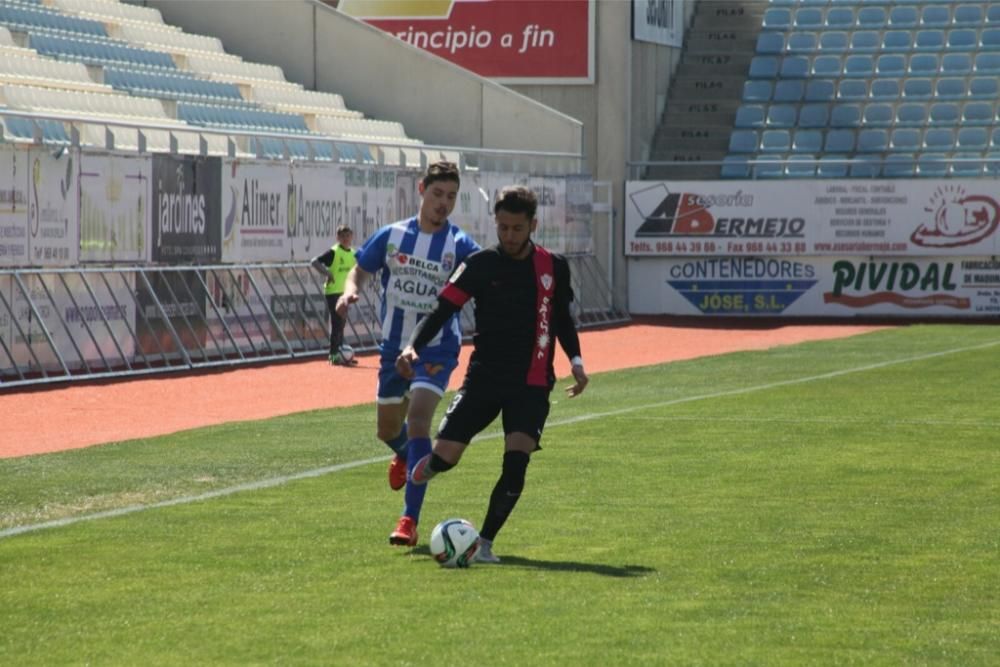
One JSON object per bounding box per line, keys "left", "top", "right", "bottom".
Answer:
{"left": 356, "top": 217, "right": 480, "bottom": 355}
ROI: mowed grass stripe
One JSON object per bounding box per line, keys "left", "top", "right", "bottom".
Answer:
{"left": 3, "top": 327, "right": 999, "bottom": 539}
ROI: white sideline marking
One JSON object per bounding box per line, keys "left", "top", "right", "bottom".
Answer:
{"left": 3, "top": 337, "right": 998, "bottom": 541}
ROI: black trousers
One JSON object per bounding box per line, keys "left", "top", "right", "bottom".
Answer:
{"left": 325, "top": 293, "right": 346, "bottom": 355}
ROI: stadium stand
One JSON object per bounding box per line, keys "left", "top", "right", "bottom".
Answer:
{"left": 650, "top": 0, "right": 1000, "bottom": 179}
{"left": 0, "top": 0, "right": 424, "bottom": 160}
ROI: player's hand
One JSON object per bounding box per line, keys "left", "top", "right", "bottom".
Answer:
{"left": 396, "top": 346, "right": 418, "bottom": 380}
{"left": 335, "top": 293, "right": 359, "bottom": 317}
{"left": 565, "top": 364, "right": 589, "bottom": 398}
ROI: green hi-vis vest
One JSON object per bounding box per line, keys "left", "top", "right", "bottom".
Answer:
{"left": 324, "top": 245, "right": 357, "bottom": 295}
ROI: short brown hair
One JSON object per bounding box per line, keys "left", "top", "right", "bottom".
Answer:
{"left": 336, "top": 225, "right": 352, "bottom": 236}
{"left": 422, "top": 161, "right": 460, "bottom": 188}
{"left": 494, "top": 185, "right": 537, "bottom": 219}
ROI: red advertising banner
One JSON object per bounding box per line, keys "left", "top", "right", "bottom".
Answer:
{"left": 339, "top": 0, "right": 594, "bottom": 83}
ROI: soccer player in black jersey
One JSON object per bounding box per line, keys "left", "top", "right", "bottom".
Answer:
{"left": 396, "top": 185, "right": 589, "bottom": 563}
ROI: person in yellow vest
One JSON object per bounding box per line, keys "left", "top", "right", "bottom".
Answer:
{"left": 311, "top": 225, "right": 358, "bottom": 366}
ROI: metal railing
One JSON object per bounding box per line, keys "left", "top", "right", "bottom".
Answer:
{"left": 0, "top": 259, "right": 628, "bottom": 388}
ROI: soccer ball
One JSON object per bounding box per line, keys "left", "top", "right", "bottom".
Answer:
{"left": 338, "top": 344, "right": 355, "bottom": 363}
{"left": 429, "top": 518, "right": 481, "bottom": 568}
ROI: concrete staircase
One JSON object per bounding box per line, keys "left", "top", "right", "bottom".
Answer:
{"left": 646, "top": 1, "right": 766, "bottom": 180}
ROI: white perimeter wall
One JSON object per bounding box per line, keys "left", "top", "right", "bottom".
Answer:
{"left": 140, "top": 0, "right": 583, "bottom": 155}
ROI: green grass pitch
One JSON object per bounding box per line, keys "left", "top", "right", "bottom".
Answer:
{"left": 1, "top": 324, "right": 998, "bottom": 665}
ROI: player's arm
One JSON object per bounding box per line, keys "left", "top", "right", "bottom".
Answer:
{"left": 396, "top": 256, "right": 479, "bottom": 379}
{"left": 335, "top": 265, "right": 370, "bottom": 316}
{"left": 553, "top": 257, "right": 588, "bottom": 398}
{"left": 310, "top": 250, "right": 333, "bottom": 278}
{"left": 395, "top": 300, "right": 459, "bottom": 379}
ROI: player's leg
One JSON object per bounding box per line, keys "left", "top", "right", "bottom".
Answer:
{"left": 390, "top": 354, "right": 458, "bottom": 546}
{"left": 477, "top": 387, "right": 551, "bottom": 563}
{"left": 325, "top": 293, "right": 340, "bottom": 363}
{"left": 376, "top": 357, "right": 411, "bottom": 490}
{"left": 410, "top": 374, "right": 501, "bottom": 485}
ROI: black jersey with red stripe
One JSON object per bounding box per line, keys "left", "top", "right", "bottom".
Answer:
{"left": 435, "top": 243, "right": 580, "bottom": 389}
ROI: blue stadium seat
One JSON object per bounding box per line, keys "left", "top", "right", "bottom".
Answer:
{"left": 749, "top": 56, "right": 780, "bottom": 79}
{"left": 863, "top": 103, "right": 894, "bottom": 126}
{"left": 956, "top": 127, "right": 988, "bottom": 152}
{"left": 962, "top": 101, "right": 995, "bottom": 125}
{"left": 851, "top": 31, "right": 880, "bottom": 52}
{"left": 735, "top": 105, "right": 766, "bottom": 128}
{"left": 729, "top": 130, "right": 759, "bottom": 153}
{"left": 849, "top": 155, "right": 882, "bottom": 178}
{"left": 817, "top": 155, "right": 849, "bottom": 178}
{"left": 909, "top": 53, "right": 940, "bottom": 76}
{"left": 870, "top": 78, "right": 900, "bottom": 99}
{"left": 986, "top": 152, "right": 1000, "bottom": 177}
{"left": 988, "top": 5, "right": 1000, "bottom": 25}
{"left": 953, "top": 5, "right": 983, "bottom": 27}
{"left": 29, "top": 33, "right": 176, "bottom": 69}
{"left": 882, "top": 30, "right": 913, "bottom": 52}
{"left": 760, "top": 129, "right": 791, "bottom": 152}
{"left": 753, "top": 159, "right": 786, "bottom": 179}
{"left": 743, "top": 80, "right": 773, "bottom": 103}
{"left": 0, "top": 3, "right": 107, "bottom": 38}
{"left": 792, "top": 129, "right": 823, "bottom": 153}
{"left": 857, "top": 6, "right": 887, "bottom": 28}
{"left": 923, "top": 128, "right": 955, "bottom": 151}
{"left": 982, "top": 29, "right": 1000, "bottom": 50}
{"left": 920, "top": 5, "right": 950, "bottom": 28}
{"left": 950, "top": 159, "right": 983, "bottom": 177}
{"left": 970, "top": 77, "right": 999, "bottom": 99}
{"left": 762, "top": 8, "right": 792, "bottom": 30}
{"left": 890, "top": 128, "right": 921, "bottom": 152}
{"left": 914, "top": 29, "right": 945, "bottom": 52}
{"left": 794, "top": 7, "right": 823, "bottom": 29}
{"left": 798, "top": 104, "right": 830, "bottom": 127}
{"left": 876, "top": 54, "right": 906, "bottom": 77}
{"left": 830, "top": 103, "right": 861, "bottom": 127}
{"left": 844, "top": 54, "right": 875, "bottom": 78}
{"left": 825, "top": 129, "right": 855, "bottom": 152}
{"left": 785, "top": 155, "right": 816, "bottom": 178}
{"left": 720, "top": 156, "right": 750, "bottom": 179}
{"left": 756, "top": 32, "right": 784, "bottom": 55}
{"left": 896, "top": 102, "right": 928, "bottom": 126}
{"left": 780, "top": 56, "right": 810, "bottom": 78}
{"left": 773, "top": 80, "right": 805, "bottom": 102}
{"left": 812, "top": 55, "right": 842, "bottom": 77}
{"left": 929, "top": 102, "right": 959, "bottom": 125}
{"left": 882, "top": 154, "right": 916, "bottom": 178}
{"left": 975, "top": 52, "right": 1000, "bottom": 74}
{"left": 993, "top": 128, "right": 1000, "bottom": 148}
{"left": 942, "top": 53, "right": 972, "bottom": 75}
{"left": 837, "top": 79, "right": 867, "bottom": 101}
{"left": 787, "top": 32, "right": 818, "bottom": 54}
{"left": 916, "top": 153, "right": 949, "bottom": 177}
{"left": 819, "top": 31, "right": 849, "bottom": 52}
{"left": 902, "top": 78, "right": 933, "bottom": 99}
{"left": 888, "top": 6, "right": 918, "bottom": 28}
{"left": 2, "top": 116, "right": 71, "bottom": 145}
{"left": 935, "top": 77, "right": 966, "bottom": 100}
{"left": 947, "top": 29, "right": 977, "bottom": 51}
{"left": 857, "top": 128, "right": 888, "bottom": 152}
{"left": 805, "top": 79, "right": 835, "bottom": 102}
{"left": 826, "top": 7, "right": 854, "bottom": 29}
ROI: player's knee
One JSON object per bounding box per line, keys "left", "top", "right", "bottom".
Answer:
{"left": 499, "top": 451, "right": 530, "bottom": 494}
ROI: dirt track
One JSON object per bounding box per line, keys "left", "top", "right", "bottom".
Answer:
{"left": 0, "top": 318, "right": 885, "bottom": 458}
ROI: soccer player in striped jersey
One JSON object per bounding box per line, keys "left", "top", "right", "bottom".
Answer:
{"left": 335, "top": 161, "right": 480, "bottom": 547}
{"left": 397, "top": 185, "right": 589, "bottom": 563}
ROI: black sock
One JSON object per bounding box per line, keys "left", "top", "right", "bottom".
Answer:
{"left": 480, "top": 451, "right": 530, "bottom": 541}
{"left": 427, "top": 453, "right": 455, "bottom": 474}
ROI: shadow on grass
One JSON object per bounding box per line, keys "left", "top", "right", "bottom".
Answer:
{"left": 410, "top": 546, "right": 653, "bottom": 577}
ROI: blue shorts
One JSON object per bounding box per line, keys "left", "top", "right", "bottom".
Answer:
{"left": 377, "top": 348, "right": 459, "bottom": 404}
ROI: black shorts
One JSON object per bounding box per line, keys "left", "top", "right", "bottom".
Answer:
{"left": 437, "top": 375, "right": 551, "bottom": 447}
